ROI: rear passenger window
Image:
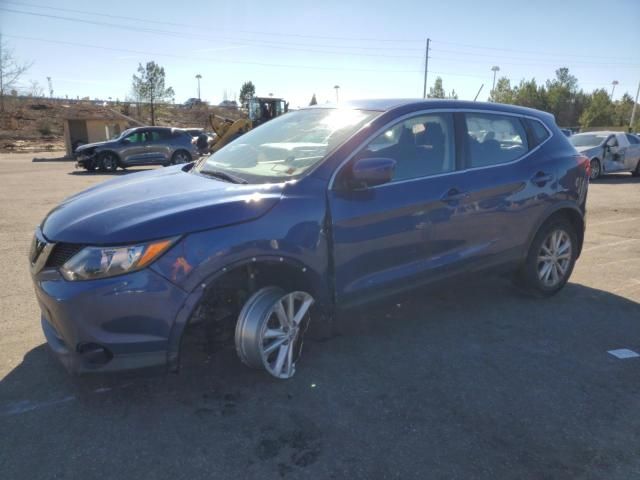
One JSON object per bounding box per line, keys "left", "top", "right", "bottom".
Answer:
{"left": 465, "top": 113, "right": 529, "bottom": 167}
{"left": 359, "top": 113, "right": 455, "bottom": 182}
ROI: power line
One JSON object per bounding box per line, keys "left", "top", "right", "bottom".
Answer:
{"left": 431, "top": 39, "right": 639, "bottom": 62}
{"left": 4, "top": 0, "right": 424, "bottom": 44}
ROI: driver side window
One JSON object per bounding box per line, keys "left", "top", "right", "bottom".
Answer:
{"left": 357, "top": 113, "right": 455, "bottom": 182}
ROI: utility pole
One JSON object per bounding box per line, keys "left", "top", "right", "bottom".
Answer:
{"left": 195, "top": 74, "right": 202, "bottom": 101}
{"left": 46, "top": 76, "right": 53, "bottom": 98}
{"left": 334, "top": 85, "right": 340, "bottom": 103}
{"left": 422, "top": 38, "right": 430, "bottom": 99}
{"left": 629, "top": 80, "right": 640, "bottom": 132}
{"left": 491, "top": 66, "right": 500, "bottom": 101}
{"left": 610, "top": 80, "right": 618, "bottom": 98}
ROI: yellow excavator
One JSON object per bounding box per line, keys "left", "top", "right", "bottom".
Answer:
{"left": 208, "top": 96, "right": 288, "bottom": 153}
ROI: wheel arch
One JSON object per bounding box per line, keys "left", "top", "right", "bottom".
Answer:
{"left": 524, "top": 204, "right": 585, "bottom": 262}
{"left": 166, "top": 255, "right": 330, "bottom": 372}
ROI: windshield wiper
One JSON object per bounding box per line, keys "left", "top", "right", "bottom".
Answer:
{"left": 199, "top": 169, "right": 248, "bottom": 184}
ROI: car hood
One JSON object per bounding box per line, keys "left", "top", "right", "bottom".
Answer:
{"left": 75, "top": 140, "right": 118, "bottom": 152}
{"left": 41, "top": 166, "right": 283, "bottom": 244}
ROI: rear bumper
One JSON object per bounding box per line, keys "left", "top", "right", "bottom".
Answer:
{"left": 33, "top": 267, "right": 189, "bottom": 374}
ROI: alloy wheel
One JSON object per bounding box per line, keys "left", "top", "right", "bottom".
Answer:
{"left": 536, "top": 229, "right": 572, "bottom": 288}
{"left": 590, "top": 160, "right": 600, "bottom": 180}
{"left": 235, "top": 287, "right": 314, "bottom": 379}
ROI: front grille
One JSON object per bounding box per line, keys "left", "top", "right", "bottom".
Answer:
{"left": 45, "top": 243, "right": 85, "bottom": 268}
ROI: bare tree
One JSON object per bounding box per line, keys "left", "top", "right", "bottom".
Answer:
{"left": 132, "top": 61, "right": 174, "bottom": 125}
{"left": 27, "top": 80, "right": 44, "bottom": 97}
{"left": 0, "top": 34, "right": 32, "bottom": 111}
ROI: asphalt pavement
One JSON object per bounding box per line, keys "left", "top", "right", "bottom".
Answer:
{"left": 1, "top": 152, "right": 639, "bottom": 479}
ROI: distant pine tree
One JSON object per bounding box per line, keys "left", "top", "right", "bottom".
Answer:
{"left": 309, "top": 94, "right": 317, "bottom": 106}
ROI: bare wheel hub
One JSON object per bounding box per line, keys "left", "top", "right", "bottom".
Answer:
{"left": 235, "top": 287, "right": 314, "bottom": 379}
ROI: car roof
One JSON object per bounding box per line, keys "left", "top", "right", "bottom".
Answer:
{"left": 303, "top": 98, "right": 554, "bottom": 120}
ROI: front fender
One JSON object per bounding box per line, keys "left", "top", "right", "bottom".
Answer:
{"left": 164, "top": 254, "right": 327, "bottom": 371}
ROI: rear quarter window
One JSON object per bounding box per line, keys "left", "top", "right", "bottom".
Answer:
{"left": 527, "top": 119, "right": 551, "bottom": 146}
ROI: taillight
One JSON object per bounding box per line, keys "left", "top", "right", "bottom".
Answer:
{"left": 579, "top": 155, "right": 590, "bottom": 178}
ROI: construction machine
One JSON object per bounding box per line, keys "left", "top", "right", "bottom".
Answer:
{"left": 208, "top": 96, "right": 288, "bottom": 153}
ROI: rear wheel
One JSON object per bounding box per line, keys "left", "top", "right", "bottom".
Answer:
{"left": 171, "top": 150, "right": 191, "bottom": 165}
{"left": 235, "top": 287, "right": 314, "bottom": 379}
{"left": 515, "top": 218, "right": 578, "bottom": 297}
{"left": 98, "top": 152, "right": 119, "bottom": 172}
{"left": 589, "top": 158, "right": 601, "bottom": 180}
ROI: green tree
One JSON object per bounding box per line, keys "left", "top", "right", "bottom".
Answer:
{"left": 427, "top": 77, "right": 445, "bottom": 99}
{"left": 0, "top": 34, "right": 32, "bottom": 112}
{"left": 545, "top": 68, "right": 578, "bottom": 126}
{"left": 491, "top": 77, "right": 514, "bottom": 104}
{"left": 239, "top": 81, "right": 256, "bottom": 107}
{"left": 614, "top": 93, "right": 635, "bottom": 127}
{"left": 579, "top": 89, "right": 614, "bottom": 127}
{"left": 449, "top": 89, "right": 458, "bottom": 100}
{"left": 309, "top": 93, "right": 317, "bottom": 106}
{"left": 132, "top": 61, "right": 175, "bottom": 126}
{"left": 513, "top": 78, "right": 547, "bottom": 111}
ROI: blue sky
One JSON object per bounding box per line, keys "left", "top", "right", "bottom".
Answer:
{"left": 1, "top": 0, "right": 638, "bottom": 108}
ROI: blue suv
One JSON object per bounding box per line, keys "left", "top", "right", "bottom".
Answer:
{"left": 30, "top": 100, "right": 589, "bottom": 379}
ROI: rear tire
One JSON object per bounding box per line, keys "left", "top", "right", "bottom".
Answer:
{"left": 515, "top": 217, "right": 578, "bottom": 297}
{"left": 589, "top": 158, "right": 601, "bottom": 180}
{"left": 171, "top": 150, "right": 191, "bottom": 165}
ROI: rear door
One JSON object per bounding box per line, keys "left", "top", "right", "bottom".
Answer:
{"left": 145, "top": 129, "right": 172, "bottom": 164}
{"left": 624, "top": 134, "right": 640, "bottom": 171}
{"left": 449, "top": 111, "right": 555, "bottom": 263}
{"left": 328, "top": 111, "right": 465, "bottom": 303}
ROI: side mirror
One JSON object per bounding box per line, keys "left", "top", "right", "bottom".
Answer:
{"left": 350, "top": 157, "right": 396, "bottom": 189}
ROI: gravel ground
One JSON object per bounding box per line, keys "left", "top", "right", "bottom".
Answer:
{"left": 1, "top": 152, "right": 639, "bottom": 479}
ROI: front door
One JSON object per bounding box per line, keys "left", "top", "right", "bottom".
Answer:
{"left": 328, "top": 111, "right": 463, "bottom": 304}
{"left": 603, "top": 134, "right": 627, "bottom": 172}
{"left": 120, "top": 129, "right": 149, "bottom": 165}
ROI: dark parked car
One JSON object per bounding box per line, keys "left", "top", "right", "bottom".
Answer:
{"left": 75, "top": 127, "right": 198, "bottom": 172}
{"left": 31, "top": 100, "right": 589, "bottom": 379}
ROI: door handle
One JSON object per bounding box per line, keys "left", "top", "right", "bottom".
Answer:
{"left": 441, "top": 187, "right": 469, "bottom": 202}
{"left": 531, "top": 171, "right": 553, "bottom": 186}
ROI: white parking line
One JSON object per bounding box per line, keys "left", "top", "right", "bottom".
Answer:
{"left": 582, "top": 238, "right": 640, "bottom": 253}
{"left": 590, "top": 217, "right": 640, "bottom": 228}
{"left": 608, "top": 349, "right": 640, "bottom": 359}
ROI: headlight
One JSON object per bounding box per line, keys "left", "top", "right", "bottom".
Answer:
{"left": 60, "top": 237, "right": 177, "bottom": 281}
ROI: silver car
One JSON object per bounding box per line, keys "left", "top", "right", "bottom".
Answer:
{"left": 570, "top": 131, "right": 640, "bottom": 180}
{"left": 74, "top": 127, "right": 199, "bottom": 172}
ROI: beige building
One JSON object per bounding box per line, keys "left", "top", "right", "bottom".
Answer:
{"left": 62, "top": 107, "right": 134, "bottom": 157}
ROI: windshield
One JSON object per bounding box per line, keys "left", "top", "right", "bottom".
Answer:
{"left": 570, "top": 134, "right": 607, "bottom": 148}
{"left": 196, "top": 108, "right": 379, "bottom": 183}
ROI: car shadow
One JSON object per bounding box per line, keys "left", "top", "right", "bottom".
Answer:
{"left": 593, "top": 173, "right": 639, "bottom": 184}
{"left": 2, "top": 277, "right": 639, "bottom": 407}
{"left": 2, "top": 278, "right": 640, "bottom": 478}
{"left": 68, "top": 167, "right": 156, "bottom": 177}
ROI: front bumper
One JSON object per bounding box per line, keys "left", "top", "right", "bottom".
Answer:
{"left": 33, "top": 265, "right": 189, "bottom": 374}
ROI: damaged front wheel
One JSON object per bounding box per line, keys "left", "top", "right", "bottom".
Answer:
{"left": 235, "top": 287, "right": 314, "bottom": 379}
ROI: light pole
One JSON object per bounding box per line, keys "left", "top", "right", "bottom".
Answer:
{"left": 195, "top": 74, "right": 202, "bottom": 101}
{"left": 491, "top": 66, "right": 500, "bottom": 101}
{"left": 610, "top": 80, "right": 619, "bottom": 98}
{"left": 334, "top": 85, "right": 340, "bottom": 103}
